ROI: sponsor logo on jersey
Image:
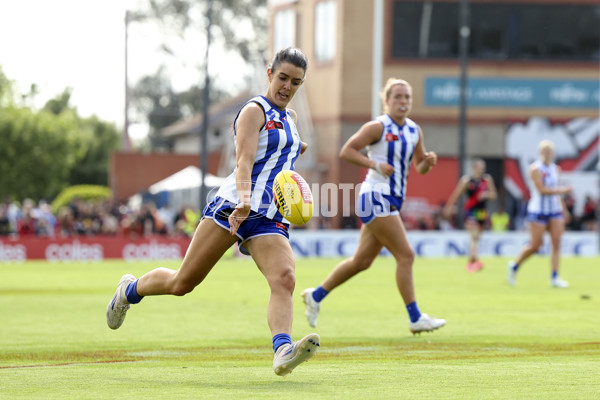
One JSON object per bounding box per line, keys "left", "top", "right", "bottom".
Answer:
{"left": 266, "top": 120, "right": 284, "bottom": 130}
{"left": 385, "top": 133, "right": 399, "bottom": 142}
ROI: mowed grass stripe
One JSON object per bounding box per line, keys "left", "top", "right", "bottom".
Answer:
{"left": 1, "top": 256, "right": 599, "bottom": 399}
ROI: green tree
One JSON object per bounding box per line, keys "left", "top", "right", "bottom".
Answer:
{"left": 43, "top": 88, "right": 73, "bottom": 115}
{"left": 42, "top": 88, "right": 120, "bottom": 186}
{"left": 70, "top": 115, "right": 120, "bottom": 186}
{"left": 0, "top": 105, "right": 79, "bottom": 201}
{"left": 0, "top": 69, "right": 120, "bottom": 201}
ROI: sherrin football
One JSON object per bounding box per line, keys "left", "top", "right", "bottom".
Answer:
{"left": 273, "top": 170, "right": 313, "bottom": 225}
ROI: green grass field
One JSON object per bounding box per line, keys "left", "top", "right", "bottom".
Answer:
{"left": 1, "top": 255, "right": 599, "bottom": 399}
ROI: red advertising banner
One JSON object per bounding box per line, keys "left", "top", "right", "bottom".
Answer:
{"left": 0, "top": 236, "right": 193, "bottom": 262}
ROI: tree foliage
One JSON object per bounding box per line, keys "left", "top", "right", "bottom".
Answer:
{"left": 134, "top": 0, "right": 268, "bottom": 62}
{"left": 0, "top": 69, "right": 120, "bottom": 202}
{"left": 129, "top": 0, "right": 267, "bottom": 148}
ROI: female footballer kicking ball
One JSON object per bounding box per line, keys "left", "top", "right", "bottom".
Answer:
{"left": 106, "top": 47, "right": 319, "bottom": 376}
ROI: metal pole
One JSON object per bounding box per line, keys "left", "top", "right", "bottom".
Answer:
{"left": 371, "top": 0, "right": 384, "bottom": 119}
{"left": 123, "top": 10, "right": 131, "bottom": 152}
{"left": 199, "top": 0, "right": 213, "bottom": 212}
{"left": 457, "top": 0, "right": 470, "bottom": 228}
{"left": 458, "top": 0, "right": 469, "bottom": 178}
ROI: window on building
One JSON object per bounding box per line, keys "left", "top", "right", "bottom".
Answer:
{"left": 274, "top": 8, "right": 296, "bottom": 51}
{"left": 314, "top": 0, "right": 337, "bottom": 61}
{"left": 391, "top": 1, "right": 600, "bottom": 61}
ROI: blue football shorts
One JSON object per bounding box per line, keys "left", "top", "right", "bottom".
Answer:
{"left": 356, "top": 191, "right": 404, "bottom": 225}
{"left": 202, "top": 196, "right": 290, "bottom": 255}
{"left": 527, "top": 211, "right": 563, "bottom": 225}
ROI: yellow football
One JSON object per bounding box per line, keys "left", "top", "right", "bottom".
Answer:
{"left": 272, "top": 170, "right": 313, "bottom": 225}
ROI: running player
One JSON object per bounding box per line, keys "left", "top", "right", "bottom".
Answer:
{"left": 507, "top": 140, "right": 571, "bottom": 288}
{"left": 302, "top": 78, "right": 446, "bottom": 334}
{"left": 106, "top": 47, "right": 320, "bottom": 376}
{"left": 443, "top": 158, "right": 497, "bottom": 272}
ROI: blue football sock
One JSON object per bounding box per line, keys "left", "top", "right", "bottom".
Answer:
{"left": 272, "top": 333, "right": 292, "bottom": 353}
{"left": 552, "top": 270, "right": 558, "bottom": 279}
{"left": 125, "top": 280, "right": 144, "bottom": 304}
{"left": 511, "top": 262, "right": 519, "bottom": 271}
{"left": 406, "top": 301, "right": 421, "bottom": 323}
{"left": 312, "top": 286, "right": 329, "bottom": 303}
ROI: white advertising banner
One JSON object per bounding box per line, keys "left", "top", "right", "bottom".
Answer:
{"left": 289, "top": 230, "right": 599, "bottom": 258}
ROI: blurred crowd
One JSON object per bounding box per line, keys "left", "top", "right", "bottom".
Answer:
{"left": 0, "top": 194, "right": 597, "bottom": 238}
{"left": 0, "top": 197, "right": 201, "bottom": 238}
{"left": 400, "top": 194, "right": 597, "bottom": 232}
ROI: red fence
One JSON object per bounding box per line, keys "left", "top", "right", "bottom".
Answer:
{"left": 0, "top": 236, "right": 193, "bottom": 262}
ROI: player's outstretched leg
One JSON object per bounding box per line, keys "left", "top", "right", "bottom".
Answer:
{"left": 273, "top": 333, "right": 320, "bottom": 376}
{"left": 409, "top": 314, "right": 446, "bottom": 334}
{"left": 106, "top": 274, "right": 136, "bottom": 329}
{"left": 301, "top": 288, "right": 322, "bottom": 328}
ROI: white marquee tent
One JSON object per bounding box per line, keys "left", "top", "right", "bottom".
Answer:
{"left": 129, "top": 166, "right": 226, "bottom": 212}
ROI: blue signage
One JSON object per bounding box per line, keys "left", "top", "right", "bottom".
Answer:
{"left": 425, "top": 77, "right": 600, "bottom": 108}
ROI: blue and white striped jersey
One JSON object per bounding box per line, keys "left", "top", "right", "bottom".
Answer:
{"left": 527, "top": 160, "right": 563, "bottom": 215}
{"left": 215, "top": 95, "right": 302, "bottom": 222}
{"left": 360, "top": 114, "right": 420, "bottom": 198}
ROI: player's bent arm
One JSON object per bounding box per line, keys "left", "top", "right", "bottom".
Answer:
{"left": 443, "top": 176, "right": 468, "bottom": 217}
{"left": 234, "top": 103, "right": 263, "bottom": 205}
{"left": 560, "top": 197, "right": 571, "bottom": 223}
{"left": 530, "top": 165, "right": 570, "bottom": 195}
{"left": 340, "top": 121, "right": 390, "bottom": 174}
{"left": 413, "top": 127, "right": 437, "bottom": 174}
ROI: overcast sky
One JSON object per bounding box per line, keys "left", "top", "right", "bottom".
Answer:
{"left": 0, "top": 0, "right": 251, "bottom": 140}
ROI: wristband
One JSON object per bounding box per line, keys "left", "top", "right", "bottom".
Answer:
{"left": 235, "top": 202, "right": 247, "bottom": 209}
{"left": 371, "top": 161, "right": 384, "bottom": 175}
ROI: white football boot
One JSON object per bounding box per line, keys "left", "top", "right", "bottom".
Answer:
{"left": 507, "top": 261, "right": 517, "bottom": 287}
{"left": 106, "top": 274, "right": 136, "bottom": 330}
{"left": 301, "top": 288, "right": 321, "bottom": 328}
{"left": 273, "top": 333, "right": 320, "bottom": 376}
{"left": 551, "top": 276, "right": 569, "bottom": 288}
{"left": 409, "top": 313, "right": 446, "bottom": 334}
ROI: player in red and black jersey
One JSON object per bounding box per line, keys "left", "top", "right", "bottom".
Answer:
{"left": 444, "top": 159, "right": 497, "bottom": 272}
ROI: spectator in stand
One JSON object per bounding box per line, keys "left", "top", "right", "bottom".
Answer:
{"left": 120, "top": 211, "right": 143, "bottom": 237}
{"left": 173, "top": 206, "right": 201, "bottom": 237}
{"left": 158, "top": 205, "right": 175, "bottom": 234}
{"left": 491, "top": 206, "right": 510, "bottom": 232}
{"left": 0, "top": 204, "right": 11, "bottom": 235}
{"left": 17, "top": 199, "right": 37, "bottom": 236}
{"left": 581, "top": 195, "right": 597, "bottom": 231}
{"left": 37, "top": 201, "right": 57, "bottom": 237}
{"left": 56, "top": 207, "right": 76, "bottom": 237}
{"left": 563, "top": 194, "right": 579, "bottom": 230}
{"left": 148, "top": 202, "right": 167, "bottom": 235}
{"left": 6, "top": 198, "right": 21, "bottom": 234}
{"left": 99, "top": 207, "right": 120, "bottom": 235}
